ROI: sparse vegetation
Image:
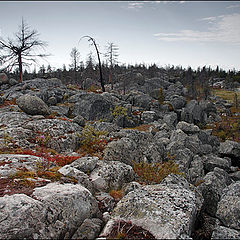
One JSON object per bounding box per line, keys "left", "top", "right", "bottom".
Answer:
{"left": 133, "top": 154, "right": 185, "bottom": 185}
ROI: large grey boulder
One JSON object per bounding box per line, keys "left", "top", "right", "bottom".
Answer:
{"left": 0, "top": 182, "right": 100, "bottom": 239}
{"left": 69, "top": 156, "right": 98, "bottom": 173}
{"left": 181, "top": 100, "right": 208, "bottom": 124}
{"left": 176, "top": 121, "right": 200, "bottom": 134}
{"left": 169, "top": 95, "right": 186, "bottom": 110}
{"left": 219, "top": 140, "right": 240, "bottom": 159}
{"left": 197, "top": 167, "right": 232, "bottom": 216}
{"left": 163, "top": 112, "right": 178, "bottom": 127}
{"left": 17, "top": 94, "right": 50, "bottom": 116}
{"left": 32, "top": 183, "right": 100, "bottom": 239}
{"left": 216, "top": 181, "right": 240, "bottom": 230}
{"left": 58, "top": 165, "right": 94, "bottom": 193}
{"left": 70, "top": 92, "right": 114, "bottom": 121}
{"left": 203, "top": 154, "right": 231, "bottom": 172}
{"left": 90, "top": 160, "right": 135, "bottom": 192}
{"left": 72, "top": 218, "right": 103, "bottom": 239}
{"left": 100, "top": 174, "right": 203, "bottom": 239}
{"left": 188, "top": 155, "right": 205, "bottom": 185}
{"left": 24, "top": 118, "right": 82, "bottom": 153}
{"left": 0, "top": 73, "right": 8, "bottom": 85}
{"left": 0, "top": 194, "right": 46, "bottom": 239}
{"left": 211, "top": 225, "right": 240, "bottom": 239}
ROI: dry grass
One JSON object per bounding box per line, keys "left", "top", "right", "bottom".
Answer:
{"left": 212, "top": 89, "right": 240, "bottom": 103}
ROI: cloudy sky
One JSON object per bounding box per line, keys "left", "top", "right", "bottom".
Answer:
{"left": 0, "top": 1, "right": 240, "bottom": 71}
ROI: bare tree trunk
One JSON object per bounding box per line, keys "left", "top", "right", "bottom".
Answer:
{"left": 109, "top": 66, "right": 113, "bottom": 90}
{"left": 18, "top": 53, "right": 23, "bottom": 83}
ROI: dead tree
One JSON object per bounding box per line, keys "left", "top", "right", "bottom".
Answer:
{"left": 0, "top": 19, "right": 49, "bottom": 82}
{"left": 105, "top": 42, "right": 119, "bottom": 89}
{"left": 79, "top": 35, "right": 105, "bottom": 92}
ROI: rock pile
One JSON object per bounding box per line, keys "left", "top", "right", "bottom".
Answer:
{"left": 0, "top": 77, "right": 239, "bottom": 239}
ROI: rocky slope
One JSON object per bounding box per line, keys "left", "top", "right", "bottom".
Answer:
{"left": 0, "top": 75, "right": 239, "bottom": 239}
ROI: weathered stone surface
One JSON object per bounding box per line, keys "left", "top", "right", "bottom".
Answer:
{"left": 17, "top": 94, "right": 50, "bottom": 116}
{"left": 33, "top": 183, "right": 100, "bottom": 238}
{"left": 211, "top": 225, "right": 240, "bottom": 239}
{"left": 142, "top": 111, "right": 157, "bottom": 123}
{"left": 169, "top": 95, "right": 186, "bottom": 110}
{"left": 197, "top": 167, "right": 232, "bottom": 216}
{"left": 163, "top": 112, "right": 178, "bottom": 127}
{"left": 203, "top": 154, "right": 231, "bottom": 172}
{"left": 181, "top": 100, "right": 208, "bottom": 124}
{"left": 0, "top": 111, "right": 31, "bottom": 127}
{"left": 72, "top": 115, "right": 86, "bottom": 127}
{"left": 100, "top": 174, "right": 203, "bottom": 239}
{"left": 0, "top": 194, "right": 46, "bottom": 239}
{"left": 188, "top": 155, "right": 205, "bottom": 185}
{"left": 90, "top": 121, "right": 121, "bottom": 134}
{"left": 24, "top": 119, "right": 82, "bottom": 153}
{"left": 90, "top": 160, "right": 135, "bottom": 192}
{"left": 0, "top": 73, "right": 8, "bottom": 85}
{"left": 216, "top": 181, "right": 240, "bottom": 230}
{"left": 58, "top": 165, "right": 94, "bottom": 193}
{"left": 0, "top": 154, "right": 42, "bottom": 178}
{"left": 69, "top": 156, "right": 98, "bottom": 173}
{"left": 229, "top": 171, "right": 240, "bottom": 181}
{"left": 219, "top": 140, "right": 240, "bottom": 159}
{"left": 9, "top": 78, "right": 18, "bottom": 86}
{"left": 72, "top": 218, "right": 103, "bottom": 240}
{"left": 176, "top": 121, "right": 200, "bottom": 134}
{"left": 70, "top": 92, "right": 114, "bottom": 121}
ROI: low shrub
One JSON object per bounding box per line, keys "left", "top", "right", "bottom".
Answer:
{"left": 77, "top": 124, "right": 108, "bottom": 155}
{"left": 133, "top": 155, "right": 185, "bottom": 185}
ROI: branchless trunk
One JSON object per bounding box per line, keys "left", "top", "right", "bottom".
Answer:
{"left": 18, "top": 53, "right": 23, "bottom": 83}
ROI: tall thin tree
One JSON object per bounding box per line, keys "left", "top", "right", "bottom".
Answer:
{"left": 69, "top": 47, "right": 80, "bottom": 83}
{"left": 0, "top": 19, "right": 49, "bottom": 82}
{"left": 79, "top": 35, "right": 105, "bottom": 92}
{"left": 105, "top": 42, "right": 119, "bottom": 89}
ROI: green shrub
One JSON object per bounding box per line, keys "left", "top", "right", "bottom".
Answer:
{"left": 112, "top": 105, "right": 128, "bottom": 119}
{"left": 133, "top": 154, "right": 185, "bottom": 185}
{"left": 77, "top": 124, "right": 108, "bottom": 154}
{"left": 158, "top": 88, "right": 164, "bottom": 104}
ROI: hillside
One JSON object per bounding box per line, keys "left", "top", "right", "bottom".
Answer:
{"left": 0, "top": 74, "right": 240, "bottom": 239}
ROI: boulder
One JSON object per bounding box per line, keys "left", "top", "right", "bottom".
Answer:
{"left": 0, "top": 73, "right": 8, "bottom": 85}
{"left": 211, "top": 225, "right": 240, "bottom": 239}
{"left": 203, "top": 154, "right": 231, "bottom": 172}
{"left": 32, "top": 183, "right": 100, "bottom": 238}
{"left": 70, "top": 92, "right": 114, "bottom": 121}
{"left": 188, "top": 155, "right": 205, "bottom": 185}
{"left": 176, "top": 121, "right": 200, "bottom": 134}
{"left": 0, "top": 194, "right": 46, "bottom": 239}
{"left": 181, "top": 100, "right": 207, "bottom": 124}
{"left": 24, "top": 119, "right": 82, "bottom": 153}
{"left": 197, "top": 167, "right": 232, "bottom": 216}
{"left": 9, "top": 78, "right": 18, "bottom": 86}
{"left": 0, "top": 182, "right": 100, "bottom": 239}
{"left": 69, "top": 156, "right": 98, "bottom": 173}
{"left": 100, "top": 174, "right": 203, "bottom": 239}
{"left": 163, "top": 112, "right": 178, "bottom": 127}
{"left": 58, "top": 165, "right": 94, "bottom": 193}
{"left": 17, "top": 94, "right": 50, "bottom": 116}
{"left": 216, "top": 181, "right": 240, "bottom": 230}
{"left": 72, "top": 218, "right": 103, "bottom": 239}
{"left": 169, "top": 95, "right": 186, "bottom": 110}
{"left": 219, "top": 140, "right": 240, "bottom": 160}
{"left": 90, "top": 160, "right": 135, "bottom": 192}
{"left": 142, "top": 111, "right": 157, "bottom": 123}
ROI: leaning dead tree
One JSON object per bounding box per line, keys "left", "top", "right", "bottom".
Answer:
{"left": 0, "top": 19, "right": 49, "bottom": 82}
{"left": 79, "top": 35, "right": 105, "bottom": 92}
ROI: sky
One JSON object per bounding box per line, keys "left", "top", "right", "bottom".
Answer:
{"left": 0, "top": 1, "right": 240, "bottom": 72}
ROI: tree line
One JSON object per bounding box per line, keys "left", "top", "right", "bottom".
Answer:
{"left": 1, "top": 19, "right": 240, "bottom": 96}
